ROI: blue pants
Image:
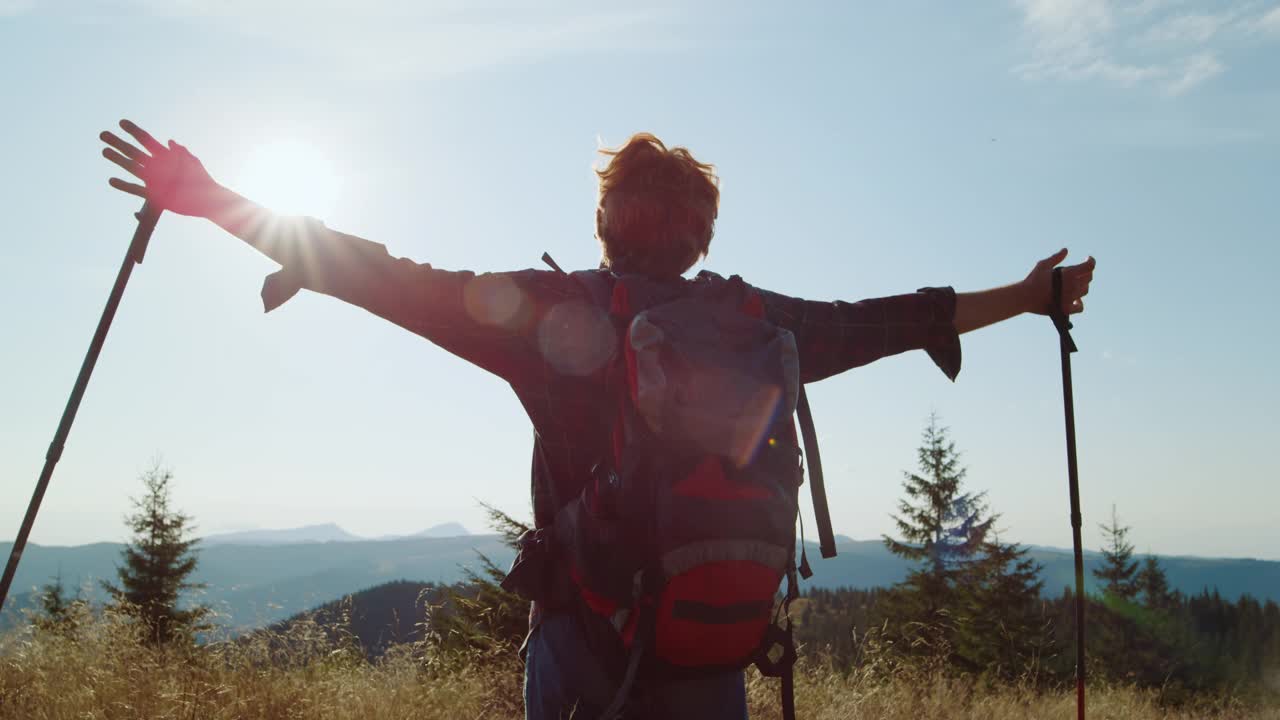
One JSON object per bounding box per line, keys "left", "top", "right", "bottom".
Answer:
{"left": 524, "top": 612, "right": 749, "bottom": 720}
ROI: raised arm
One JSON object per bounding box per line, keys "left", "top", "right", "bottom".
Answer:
{"left": 98, "top": 119, "right": 575, "bottom": 385}
{"left": 760, "top": 285, "right": 963, "bottom": 384}
{"left": 954, "top": 249, "right": 1095, "bottom": 335}
{"left": 760, "top": 250, "right": 1096, "bottom": 384}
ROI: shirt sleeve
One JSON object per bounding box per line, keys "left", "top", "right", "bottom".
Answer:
{"left": 256, "top": 217, "right": 591, "bottom": 386}
{"left": 758, "top": 285, "right": 962, "bottom": 384}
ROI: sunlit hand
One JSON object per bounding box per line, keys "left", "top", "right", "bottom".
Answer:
{"left": 100, "top": 120, "right": 223, "bottom": 217}
{"left": 1024, "top": 249, "right": 1096, "bottom": 316}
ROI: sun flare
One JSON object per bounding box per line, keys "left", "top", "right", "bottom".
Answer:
{"left": 236, "top": 139, "right": 342, "bottom": 218}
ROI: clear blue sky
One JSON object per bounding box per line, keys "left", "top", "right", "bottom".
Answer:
{"left": 2, "top": 1, "right": 1277, "bottom": 559}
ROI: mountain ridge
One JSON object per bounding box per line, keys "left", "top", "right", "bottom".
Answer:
{"left": 199, "top": 522, "right": 471, "bottom": 546}
{"left": 3, "top": 535, "right": 1276, "bottom": 632}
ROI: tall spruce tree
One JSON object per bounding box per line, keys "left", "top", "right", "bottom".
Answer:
{"left": 102, "top": 463, "right": 209, "bottom": 644}
{"left": 881, "top": 415, "right": 996, "bottom": 650}
{"left": 1093, "top": 505, "right": 1139, "bottom": 601}
{"left": 884, "top": 415, "right": 994, "bottom": 582}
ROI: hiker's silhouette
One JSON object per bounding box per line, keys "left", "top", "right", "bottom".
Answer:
{"left": 98, "top": 120, "right": 1094, "bottom": 720}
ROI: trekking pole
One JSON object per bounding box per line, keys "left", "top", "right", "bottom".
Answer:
{"left": 1049, "top": 267, "right": 1086, "bottom": 720}
{"left": 0, "top": 202, "right": 163, "bottom": 614}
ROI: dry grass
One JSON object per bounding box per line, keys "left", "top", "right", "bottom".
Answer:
{"left": 0, "top": 609, "right": 524, "bottom": 720}
{"left": 2, "top": 611, "right": 1277, "bottom": 720}
{"left": 747, "top": 659, "right": 1280, "bottom": 720}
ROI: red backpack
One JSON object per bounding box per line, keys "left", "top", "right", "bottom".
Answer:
{"left": 553, "top": 267, "right": 836, "bottom": 719}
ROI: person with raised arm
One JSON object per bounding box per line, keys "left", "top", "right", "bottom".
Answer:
{"left": 101, "top": 120, "right": 1094, "bottom": 720}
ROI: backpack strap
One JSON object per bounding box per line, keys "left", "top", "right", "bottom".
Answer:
{"left": 544, "top": 251, "right": 612, "bottom": 306}
{"left": 600, "top": 608, "right": 652, "bottom": 720}
{"left": 541, "top": 251, "right": 568, "bottom": 276}
{"left": 797, "top": 386, "right": 836, "bottom": 559}
{"left": 781, "top": 662, "right": 797, "bottom": 720}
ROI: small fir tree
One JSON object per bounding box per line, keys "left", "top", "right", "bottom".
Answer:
{"left": 101, "top": 462, "right": 209, "bottom": 644}
{"left": 1136, "top": 554, "right": 1173, "bottom": 609}
{"left": 32, "top": 572, "right": 88, "bottom": 635}
{"left": 429, "top": 502, "right": 530, "bottom": 655}
{"left": 954, "top": 535, "right": 1052, "bottom": 678}
{"left": 1093, "top": 505, "right": 1139, "bottom": 601}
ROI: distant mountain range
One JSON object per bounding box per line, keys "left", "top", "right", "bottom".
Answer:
{"left": 3, "top": 532, "right": 1277, "bottom": 632}
{"left": 200, "top": 522, "right": 469, "bottom": 546}
{"left": 0, "top": 532, "right": 503, "bottom": 632}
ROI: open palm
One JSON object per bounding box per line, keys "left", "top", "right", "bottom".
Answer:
{"left": 100, "top": 120, "right": 221, "bottom": 217}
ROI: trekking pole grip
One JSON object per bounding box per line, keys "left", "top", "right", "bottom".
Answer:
{"left": 1050, "top": 267, "right": 1078, "bottom": 354}
{"left": 129, "top": 202, "right": 162, "bottom": 265}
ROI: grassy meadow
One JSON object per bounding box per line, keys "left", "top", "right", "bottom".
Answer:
{"left": 2, "top": 608, "right": 1278, "bottom": 720}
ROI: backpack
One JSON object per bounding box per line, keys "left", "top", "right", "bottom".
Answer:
{"left": 549, "top": 264, "right": 837, "bottom": 719}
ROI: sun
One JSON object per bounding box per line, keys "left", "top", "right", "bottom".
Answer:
{"left": 235, "top": 138, "right": 342, "bottom": 218}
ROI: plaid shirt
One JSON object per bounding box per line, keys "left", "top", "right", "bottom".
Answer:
{"left": 260, "top": 219, "right": 961, "bottom": 532}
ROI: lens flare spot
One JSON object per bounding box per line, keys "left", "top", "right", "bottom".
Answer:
{"left": 729, "top": 383, "right": 783, "bottom": 467}
{"left": 463, "top": 274, "right": 527, "bottom": 329}
{"left": 537, "top": 301, "right": 617, "bottom": 376}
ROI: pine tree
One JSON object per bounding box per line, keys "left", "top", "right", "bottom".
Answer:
{"left": 101, "top": 463, "right": 209, "bottom": 644}
{"left": 1093, "top": 506, "right": 1139, "bottom": 601}
{"left": 1137, "top": 554, "right": 1172, "bottom": 609}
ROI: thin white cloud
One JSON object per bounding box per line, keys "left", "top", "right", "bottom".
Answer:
{"left": 1164, "top": 51, "right": 1225, "bottom": 95}
{"left": 1141, "top": 11, "right": 1235, "bottom": 45}
{"left": 11, "top": 1, "right": 685, "bottom": 76}
{"left": 1120, "top": 0, "right": 1180, "bottom": 18}
{"left": 1014, "top": 0, "right": 1164, "bottom": 84}
{"left": 1015, "top": 0, "right": 1114, "bottom": 68}
{"left": 1082, "top": 58, "right": 1166, "bottom": 85}
{"left": 1253, "top": 5, "right": 1280, "bottom": 35}
{"left": 1012, "top": 0, "right": 1263, "bottom": 96}
{"left": 0, "top": 0, "right": 34, "bottom": 15}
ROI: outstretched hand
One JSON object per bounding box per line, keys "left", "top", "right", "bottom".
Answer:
{"left": 1024, "top": 249, "right": 1095, "bottom": 317}
{"left": 100, "top": 120, "right": 222, "bottom": 217}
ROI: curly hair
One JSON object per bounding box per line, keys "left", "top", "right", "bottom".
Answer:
{"left": 595, "top": 133, "right": 720, "bottom": 278}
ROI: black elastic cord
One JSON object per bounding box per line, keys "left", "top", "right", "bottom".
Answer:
{"left": 796, "top": 509, "right": 812, "bottom": 580}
